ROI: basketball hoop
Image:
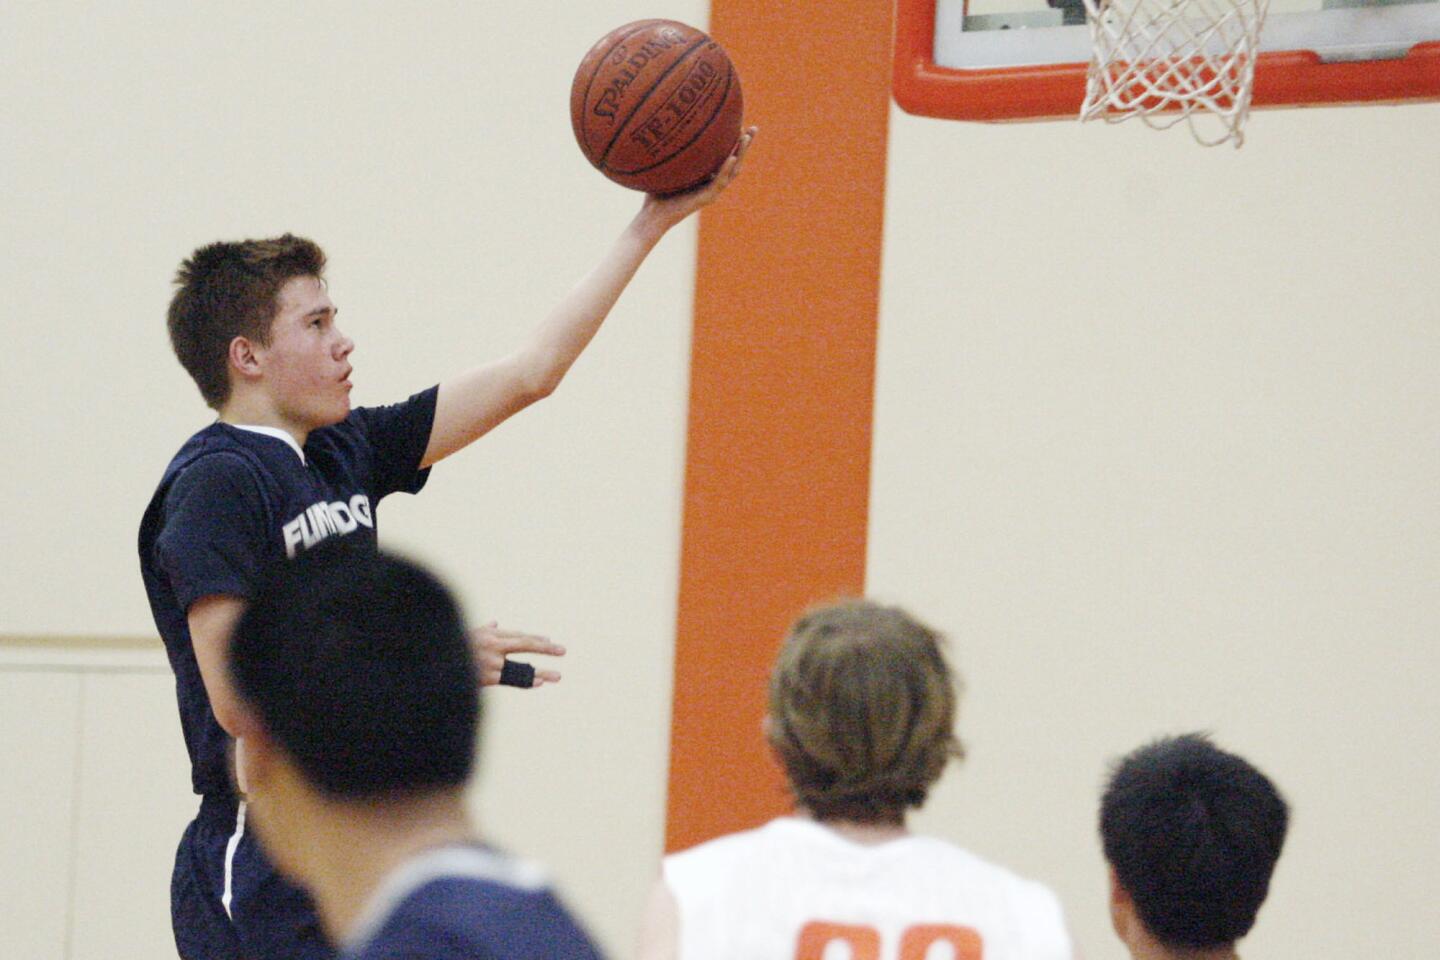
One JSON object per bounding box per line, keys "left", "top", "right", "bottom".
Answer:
{"left": 1079, "top": 0, "right": 1272, "bottom": 147}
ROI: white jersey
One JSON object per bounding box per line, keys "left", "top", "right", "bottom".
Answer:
{"left": 664, "top": 817, "right": 1072, "bottom": 960}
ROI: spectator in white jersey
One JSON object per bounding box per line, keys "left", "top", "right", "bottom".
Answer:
{"left": 638, "top": 599, "right": 1074, "bottom": 960}
{"left": 1100, "top": 734, "right": 1289, "bottom": 960}
{"left": 227, "top": 541, "right": 603, "bottom": 960}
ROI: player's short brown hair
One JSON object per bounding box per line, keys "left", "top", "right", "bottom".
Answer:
{"left": 167, "top": 234, "right": 327, "bottom": 409}
{"left": 767, "top": 600, "right": 963, "bottom": 824}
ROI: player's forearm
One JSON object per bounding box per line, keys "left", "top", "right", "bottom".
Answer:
{"left": 635, "top": 880, "right": 681, "bottom": 960}
{"left": 189, "top": 595, "right": 249, "bottom": 738}
{"left": 424, "top": 137, "right": 750, "bottom": 467}
{"left": 422, "top": 213, "right": 677, "bottom": 466}
{"left": 515, "top": 210, "right": 671, "bottom": 397}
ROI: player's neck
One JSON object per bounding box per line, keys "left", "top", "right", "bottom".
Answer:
{"left": 798, "top": 807, "right": 909, "bottom": 845}
{"left": 218, "top": 391, "right": 311, "bottom": 449}
{"left": 1127, "top": 931, "right": 1239, "bottom": 960}
{"left": 299, "top": 790, "right": 474, "bottom": 947}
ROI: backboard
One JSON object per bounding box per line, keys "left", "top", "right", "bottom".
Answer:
{"left": 894, "top": 0, "right": 1440, "bottom": 121}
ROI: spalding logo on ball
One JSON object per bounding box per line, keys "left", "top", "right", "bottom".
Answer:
{"left": 571, "top": 19, "right": 743, "bottom": 194}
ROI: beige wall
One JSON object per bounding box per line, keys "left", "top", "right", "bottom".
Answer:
{"left": 875, "top": 105, "right": 1440, "bottom": 958}
{"left": 3, "top": 2, "right": 1438, "bottom": 959}
{"left": 0, "top": 647, "right": 197, "bottom": 960}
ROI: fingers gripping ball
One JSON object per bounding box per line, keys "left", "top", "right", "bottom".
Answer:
{"left": 571, "top": 19, "right": 744, "bottom": 194}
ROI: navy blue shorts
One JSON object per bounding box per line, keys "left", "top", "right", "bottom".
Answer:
{"left": 171, "top": 795, "right": 335, "bottom": 960}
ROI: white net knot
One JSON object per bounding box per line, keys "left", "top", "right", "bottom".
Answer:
{"left": 1080, "top": 0, "right": 1272, "bottom": 146}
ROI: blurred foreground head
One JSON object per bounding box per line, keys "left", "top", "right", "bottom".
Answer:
{"left": 1101, "top": 733, "right": 1289, "bottom": 957}
{"left": 230, "top": 541, "right": 478, "bottom": 805}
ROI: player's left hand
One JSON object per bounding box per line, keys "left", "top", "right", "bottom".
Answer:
{"left": 470, "top": 621, "right": 565, "bottom": 688}
{"left": 639, "top": 126, "right": 758, "bottom": 230}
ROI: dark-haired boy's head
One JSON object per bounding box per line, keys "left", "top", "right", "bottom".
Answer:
{"left": 229, "top": 541, "right": 478, "bottom": 801}
{"left": 168, "top": 234, "right": 326, "bottom": 408}
{"left": 766, "top": 599, "right": 963, "bottom": 824}
{"left": 1100, "top": 734, "right": 1288, "bottom": 955}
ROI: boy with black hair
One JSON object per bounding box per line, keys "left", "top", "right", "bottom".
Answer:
{"left": 228, "top": 541, "right": 603, "bottom": 960}
{"left": 638, "top": 599, "right": 1074, "bottom": 960}
{"left": 140, "top": 132, "right": 754, "bottom": 959}
{"left": 1100, "top": 733, "right": 1289, "bottom": 960}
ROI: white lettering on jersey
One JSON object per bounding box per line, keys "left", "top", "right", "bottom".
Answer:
{"left": 309, "top": 502, "right": 337, "bottom": 540}
{"left": 282, "top": 495, "right": 374, "bottom": 557}
{"left": 350, "top": 494, "right": 373, "bottom": 527}
{"left": 330, "top": 500, "right": 358, "bottom": 534}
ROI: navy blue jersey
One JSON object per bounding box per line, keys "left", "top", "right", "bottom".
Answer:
{"left": 343, "top": 846, "right": 604, "bottom": 960}
{"left": 138, "top": 387, "right": 438, "bottom": 797}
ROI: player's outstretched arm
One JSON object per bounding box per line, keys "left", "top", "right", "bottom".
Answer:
{"left": 420, "top": 128, "right": 758, "bottom": 469}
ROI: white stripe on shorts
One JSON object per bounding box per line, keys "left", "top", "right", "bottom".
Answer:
{"left": 221, "top": 800, "right": 247, "bottom": 920}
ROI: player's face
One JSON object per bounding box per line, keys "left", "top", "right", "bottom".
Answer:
{"left": 260, "top": 276, "right": 355, "bottom": 430}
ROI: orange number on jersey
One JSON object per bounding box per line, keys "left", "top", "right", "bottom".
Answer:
{"left": 796, "top": 921, "right": 882, "bottom": 960}
{"left": 795, "top": 922, "right": 982, "bottom": 960}
{"left": 899, "top": 924, "right": 983, "bottom": 960}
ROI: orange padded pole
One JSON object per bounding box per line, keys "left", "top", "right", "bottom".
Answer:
{"left": 665, "top": 0, "right": 893, "bottom": 853}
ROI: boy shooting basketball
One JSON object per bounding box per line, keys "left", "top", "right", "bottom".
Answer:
{"left": 638, "top": 599, "right": 1074, "bottom": 960}
{"left": 139, "top": 129, "right": 754, "bottom": 960}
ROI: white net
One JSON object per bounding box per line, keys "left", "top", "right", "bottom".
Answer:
{"left": 1079, "top": 0, "right": 1272, "bottom": 147}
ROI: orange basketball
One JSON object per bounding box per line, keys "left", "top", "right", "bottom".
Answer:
{"left": 570, "top": 20, "right": 743, "bottom": 194}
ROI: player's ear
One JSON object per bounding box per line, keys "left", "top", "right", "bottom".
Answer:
{"left": 229, "top": 335, "right": 263, "bottom": 380}
{"left": 761, "top": 713, "right": 786, "bottom": 765}
{"left": 1107, "top": 865, "right": 1134, "bottom": 941}
{"left": 761, "top": 713, "right": 778, "bottom": 747}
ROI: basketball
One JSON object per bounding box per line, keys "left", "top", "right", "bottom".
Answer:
{"left": 570, "top": 19, "right": 744, "bottom": 194}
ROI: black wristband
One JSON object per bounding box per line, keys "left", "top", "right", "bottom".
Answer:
{"left": 499, "top": 659, "right": 536, "bottom": 688}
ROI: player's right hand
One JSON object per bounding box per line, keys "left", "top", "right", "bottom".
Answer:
{"left": 639, "top": 126, "right": 758, "bottom": 229}
{"left": 469, "top": 621, "right": 566, "bottom": 688}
